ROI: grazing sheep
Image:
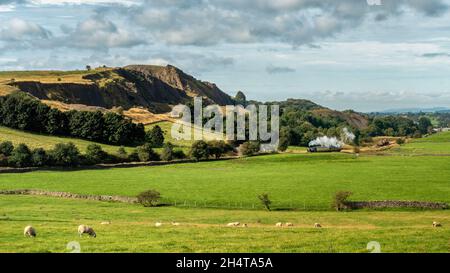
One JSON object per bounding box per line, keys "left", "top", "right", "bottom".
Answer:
{"left": 314, "top": 223, "right": 322, "bottom": 228}
{"left": 275, "top": 222, "right": 283, "bottom": 227}
{"left": 155, "top": 222, "right": 163, "bottom": 227}
{"left": 227, "top": 222, "right": 240, "bottom": 227}
{"left": 24, "top": 226, "right": 36, "bottom": 237}
{"left": 241, "top": 224, "right": 248, "bottom": 228}
{"left": 171, "top": 222, "right": 180, "bottom": 226}
{"left": 432, "top": 221, "right": 442, "bottom": 228}
{"left": 101, "top": 221, "right": 111, "bottom": 225}
{"left": 78, "top": 225, "right": 96, "bottom": 238}
{"left": 285, "top": 222, "right": 294, "bottom": 227}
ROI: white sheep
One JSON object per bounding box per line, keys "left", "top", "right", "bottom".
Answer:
{"left": 275, "top": 222, "right": 283, "bottom": 227}
{"left": 241, "top": 224, "right": 248, "bottom": 228}
{"left": 285, "top": 222, "right": 294, "bottom": 227}
{"left": 78, "top": 225, "right": 96, "bottom": 237}
{"left": 155, "top": 222, "right": 163, "bottom": 227}
{"left": 101, "top": 221, "right": 111, "bottom": 225}
{"left": 432, "top": 221, "right": 442, "bottom": 227}
{"left": 227, "top": 222, "right": 240, "bottom": 227}
{"left": 314, "top": 223, "right": 322, "bottom": 228}
{"left": 171, "top": 222, "right": 180, "bottom": 226}
{"left": 24, "top": 226, "right": 36, "bottom": 237}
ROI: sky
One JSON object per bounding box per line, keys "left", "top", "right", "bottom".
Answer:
{"left": 1, "top": 0, "right": 450, "bottom": 112}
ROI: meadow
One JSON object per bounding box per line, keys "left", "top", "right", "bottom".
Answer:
{"left": 0, "top": 130, "right": 449, "bottom": 252}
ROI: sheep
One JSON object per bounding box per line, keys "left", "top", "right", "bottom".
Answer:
{"left": 171, "top": 222, "right": 180, "bottom": 226}
{"left": 285, "top": 222, "right": 294, "bottom": 227}
{"left": 241, "top": 224, "right": 248, "bottom": 228}
{"left": 275, "top": 222, "right": 283, "bottom": 227}
{"left": 100, "top": 221, "right": 111, "bottom": 225}
{"left": 24, "top": 226, "right": 36, "bottom": 237}
{"left": 314, "top": 223, "right": 322, "bottom": 228}
{"left": 226, "top": 222, "right": 240, "bottom": 227}
{"left": 155, "top": 222, "right": 163, "bottom": 227}
{"left": 78, "top": 225, "right": 96, "bottom": 238}
{"left": 432, "top": 221, "right": 442, "bottom": 228}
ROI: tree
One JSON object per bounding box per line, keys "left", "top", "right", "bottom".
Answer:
{"left": 86, "top": 144, "right": 107, "bottom": 164}
{"left": 239, "top": 141, "right": 260, "bottom": 156}
{"left": 418, "top": 116, "right": 432, "bottom": 134}
{"left": 207, "top": 140, "right": 232, "bottom": 159}
{"left": 332, "top": 191, "right": 353, "bottom": 211}
{"left": 278, "top": 136, "right": 289, "bottom": 152}
{"left": 145, "top": 125, "right": 165, "bottom": 148}
{"left": 189, "top": 140, "right": 210, "bottom": 160}
{"left": 235, "top": 91, "right": 246, "bottom": 105}
{"left": 8, "top": 143, "right": 32, "bottom": 167}
{"left": 137, "top": 190, "right": 161, "bottom": 207}
{"left": 49, "top": 142, "right": 80, "bottom": 166}
{"left": 160, "top": 143, "right": 174, "bottom": 161}
{"left": 31, "top": 148, "right": 48, "bottom": 166}
{"left": 86, "top": 65, "right": 92, "bottom": 71}
{"left": 136, "top": 143, "right": 160, "bottom": 162}
{"left": 0, "top": 141, "right": 14, "bottom": 156}
{"left": 117, "top": 146, "right": 127, "bottom": 158}
{"left": 258, "top": 193, "right": 272, "bottom": 211}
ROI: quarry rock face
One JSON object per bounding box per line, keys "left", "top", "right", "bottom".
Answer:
{"left": 9, "top": 65, "right": 234, "bottom": 113}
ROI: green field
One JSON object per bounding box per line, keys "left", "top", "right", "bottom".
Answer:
{"left": 0, "top": 130, "right": 449, "bottom": 252}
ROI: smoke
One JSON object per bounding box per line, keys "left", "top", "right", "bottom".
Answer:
{"left": 308, "top": 136, "right": 344, "bottom": 149}
{"left": 308, "top": 127, "right": 355, "bottom": 148}
{"left": 341, "top": 127, "right": 355, "bottom": 144}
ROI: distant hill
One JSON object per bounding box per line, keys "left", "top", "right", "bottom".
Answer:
{"left": 378, "top": 107, "right": 450, "bottom": 114}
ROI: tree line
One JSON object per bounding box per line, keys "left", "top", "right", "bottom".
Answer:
{"left": 0, "top": 92, "right": 145, "bottom": 145}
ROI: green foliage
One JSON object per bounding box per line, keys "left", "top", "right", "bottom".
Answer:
{"left": 160, "top": 143, "right": 174, "bottom": 161}
{"left": 189, "top": 140, "right": 210, "bottom": 160}
{"left": 240, "top": 141, "right": 260, "bottom": 156}
{"left": 332, "top": 191, "right": 353, "bottom": 211}
{"left": 396, "top": 138, "right": 405, "bottom": 145}
{"left": 278, "top": 136, "right": 289, "bottom": 152}
{"left": 234, "top": 91, "right": 246, "bottom": 105}
{"left": 49, "top": 142, "right": 80, "bottom": 166}
{"left": 8, "top": 143, "right": 32, "bottom": 167}
{"left": 207, "top": 140, "right": 232, "bottom": 159}
{"left": 31, "top": 148, "right": 48, "bottom": 167}
{"left": 418, "top": 116, "right": 433, "bottom": 134}
{"left": 145, "top": 125, "right": 165, "bottom": 148}
{"left": 137, "top": 190, "right": 161, "bottom": 207}
{"left": 258, "top": 193, "right": 272, "bottom": 211}
{"left": 86, "top": 144, "right": 107, "bottom": 164}
{"left": 0, "top": 141, "right": 14, "bottom": 156}
{"left": 136, "top": 143, "right": 160, "bottom": 162}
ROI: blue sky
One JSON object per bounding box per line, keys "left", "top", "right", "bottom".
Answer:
{"left": 1, "top": 0, "right": 450, "bottom": 112}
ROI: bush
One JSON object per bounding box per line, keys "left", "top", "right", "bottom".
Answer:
{"left": 145, "top": 125, "right": 164, "bottom": 148}
{"left": 0, "top": 141, "right": 14, "bottom": 156}
{"left": 86, "top": 144, "right": 107, "bottom": 164}
{"left": 278, "top": 136, "right": 289, "bottom": 152}
{"left": 207, "top": 140, "right": 232, "bottom": 159}
{"left": 127, "top": 151, "right": 140, "bottom": 162}
{"left": 160, "top": 143, "right": 174, "bottom": 161}
{"left": 136, "top": 143, "right": 160, "bottom": 162}
{"left": 258, "top": 193, "right": 272, "bottom": 211}
{"left": 49, "top": 142, "right": 80, "bottom": 166}
{"left": 173, "top": 149, "right": 186, "bottom": 159}
{"left": 8, "top": 143, "right": 32, "bottom": 167}
{"left": 240, "top": 141, "right": 260, "bottom": 156}
{"left": 190, "top": 140, "right": 210, "bottom": 161}
{"left": 332, "top": 191, "right": 353, "bottom": 211}
{"left": 31, "top": 148, "right": 48, "bottom": 166}
{"left": 137, "top": 190, "right": 161, "bottom": 207}
{"left": 396, "top": 138, "right": 405, "bottom": 145}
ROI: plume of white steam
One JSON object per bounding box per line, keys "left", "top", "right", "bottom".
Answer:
{"left": 308, "top": 136, "right": 343, "bottom": 148}
{"left": 341, "top": 127, "right": 355, "bottom": 144}
{"left": 308, "top": 128, "right": 355, "bottom": 148}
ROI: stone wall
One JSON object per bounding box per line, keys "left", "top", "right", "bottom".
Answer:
{"left": 346, "top": 200, "right": 448, "bottom": 210}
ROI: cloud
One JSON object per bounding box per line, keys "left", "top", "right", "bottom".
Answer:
{"left": 266, "top": 64, "right": 296, "bottom": 74}
{"left": 0, "top": 18, "right": 52, "bottom": 41}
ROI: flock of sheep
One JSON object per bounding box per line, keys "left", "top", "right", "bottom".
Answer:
{"left": 22, "top": 221, "right": 443, "bottom": 238}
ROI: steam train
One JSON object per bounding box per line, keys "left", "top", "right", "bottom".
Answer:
{"left": 308, "top": 144, "right": 342, "bottom": 153}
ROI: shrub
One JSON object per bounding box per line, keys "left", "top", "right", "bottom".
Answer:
{"left": 0, "top": 141, "right": 14, "bottom": 156}
{"left": 190, "top": 140, "right": 210, "bottom": 161}
{"left": 31, "top": 148, "right": 48, "bottom": 166}
{"left": 145, "top": 125, "right": 164, "bottom": 148}
{"left": 161, "top": 143, "right": 174, "bottom": 161}
{"left": 240, "top": 141, "right": 260, "bottom": 156}
{"left": 207, "top": 140, "right": 232, "bottom": 159}
{"left": 278, "top": 136, "right": 289, "bottom": 152}
{"left": 258, "top": 193, "right": 272, "bottom": 211}
{"left": 8, "top": 143, "right": 32, "bottom": 167}
{"left": 332, "top": 191, "right": 353, "bottom": 211}
{"left": 396, "top": 138, "right": 405, "bottom": 145}
{"left": 49, "top": 142, "right": 80, "bottom": 166}
{"left": 173, "top": 149, "right": 186, "bottom": 159}
{"left": 137, "top": 190, "right": 161, "bottom": 207}
{"left": 127, "top": 151, "right": 140, "bottom": 162}
{"left": 86, "top": 144, "right": 107, "bottom": 164}
{"left": 136, "top": 143, "right": 160, "bottom": 162}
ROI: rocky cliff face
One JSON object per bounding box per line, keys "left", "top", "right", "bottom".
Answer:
{"left": 9, "top": 65, "right": 235, "bottom": 113}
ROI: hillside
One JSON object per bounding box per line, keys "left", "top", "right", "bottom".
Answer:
{"left": 0, "top": 65, "right": 234, "bottom": 114}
